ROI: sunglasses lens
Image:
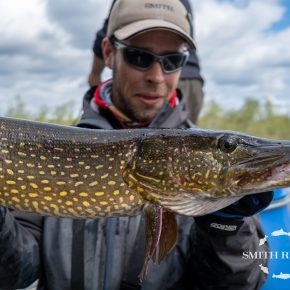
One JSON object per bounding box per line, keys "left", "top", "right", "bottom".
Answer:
{"left": 124, "top": 48, "right": 155, "bottom": 69}
{"left": 162, "top": 54, "right": 187, "bottom": 73}
{"left": 115, "top": 40, "right": 188, "bottom": 73}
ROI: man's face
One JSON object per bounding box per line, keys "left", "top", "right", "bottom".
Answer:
{"left": 108, "top": 31, "right": 186, "bottom": 122}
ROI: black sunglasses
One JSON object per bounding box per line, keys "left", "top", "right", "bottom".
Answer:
{"left": 113, "top": 40, "right": 189, "bottom": 74}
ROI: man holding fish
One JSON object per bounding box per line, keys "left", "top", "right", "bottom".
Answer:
{"left": 0, "top": 0, "right": 275, "bottom": 289}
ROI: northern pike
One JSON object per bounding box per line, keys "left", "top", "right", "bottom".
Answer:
{"left": 0, "top": 116, "right": 290, "bottom": 280}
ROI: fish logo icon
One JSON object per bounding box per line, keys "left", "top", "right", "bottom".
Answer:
{"left": 259, "top": 264, "right": 269, "bottom": 274}
{"left": 259, "top": 235, "right": 268, "bottom": 246}
{"left": 258, "top": 229, "right": 290, "bottom": 280}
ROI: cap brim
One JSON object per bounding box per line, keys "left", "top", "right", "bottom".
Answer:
{"left": 114, "top": 19, "right": 196, "bottom": 49}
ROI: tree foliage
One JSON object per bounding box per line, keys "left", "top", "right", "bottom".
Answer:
{"left": 5, "top": 96, "right": 78, "bottom": 125}
{"left": 199, "top": 98, "right": 290, "bottom": 139}
{"left": 4, "top": 96, "right": 290, "bottom": 140}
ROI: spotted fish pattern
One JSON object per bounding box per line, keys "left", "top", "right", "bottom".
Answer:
{"left": 1, "top": 116, "right": 290, "bottom": 281}
{"left": 0, "top": 116, "right": 290, "bottom": 219}
{"left": 0, "top": 117, "right": 146, "bottom": 218}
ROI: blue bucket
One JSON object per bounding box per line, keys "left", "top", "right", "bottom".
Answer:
{"left": 260, "top": 188, "right": 290, "bottom": 290}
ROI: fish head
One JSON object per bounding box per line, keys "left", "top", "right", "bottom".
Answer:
{"left": 219, "top": 132, "right": 290, "bottom": 195}
{"left": 181, "top": 130, "right": 290, "bottom": 197}
{"left": 127, "top": 129, "right": 290, "bottom": 199}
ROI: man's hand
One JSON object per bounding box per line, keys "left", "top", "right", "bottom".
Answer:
{"left": 213, "top": 191, "right": 274, "bottom": 218}
{"left": 195, "top": 191, "right": 274, "bottom": 235}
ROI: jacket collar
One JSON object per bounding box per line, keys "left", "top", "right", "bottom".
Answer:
{"left": 78, "top": 86, "right": 192, "bottom": 129}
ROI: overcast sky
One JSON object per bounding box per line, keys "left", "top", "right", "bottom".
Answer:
{"left": 0, "top": 0, "right": 289, "bottom": 116}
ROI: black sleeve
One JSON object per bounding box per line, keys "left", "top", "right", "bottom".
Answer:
{"left": 0, "top": 206, "right": 43, "bottom": 289}
{"left": 186, "top": 215, "right": 268, "bottom": 289}
{"left": 93, "top": 0, "right": 117, "bottom": 59}
{"left": 93, "top": 19, "right": 108, "bottom": 59}
{"left": 180, "top": 0, "right": 193, "bottom": 37}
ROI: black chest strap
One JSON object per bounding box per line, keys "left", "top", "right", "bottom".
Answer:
{"left": 71, "top": 219, "right": 85, "bottom": 290}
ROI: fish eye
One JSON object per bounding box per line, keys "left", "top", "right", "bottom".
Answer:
{"left": 218, "top": 136, "right": 238, "bottom": 153}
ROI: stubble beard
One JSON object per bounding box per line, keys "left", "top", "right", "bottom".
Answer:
{"left": 111, "top": 64, "right": 160, "bottom": 123}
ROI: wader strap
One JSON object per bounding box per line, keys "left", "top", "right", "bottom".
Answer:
{"left": 71, "top": 219, "right": 85, "bottom": 290}
{"left": 120, "top": 217, "right": 145, "bottom": 290}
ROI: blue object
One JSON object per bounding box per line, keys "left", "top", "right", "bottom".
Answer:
{"left": 260, "top": 188, "right": 290, "bottom": 290}
{"left": 272, "top": 188, "right": 287, "bottom": 201}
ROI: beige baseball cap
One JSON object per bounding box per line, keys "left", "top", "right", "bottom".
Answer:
{"left": 107, "top": 0, "right": 195, "bottom": 49}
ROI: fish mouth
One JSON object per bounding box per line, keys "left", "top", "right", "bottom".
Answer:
{"left": 231, "top": 140, "right": 290, "bottom": 193}
{"left": 235, "top": 160, "right": 290, "bottom": 192}
{"left": 235, "top": 153, "right": 283, "bottom": 168}
{"left": 262, "top": 162, "right": 290, "bottom": 185}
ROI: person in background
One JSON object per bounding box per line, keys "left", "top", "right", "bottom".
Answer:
{"left": 0, "top": 0, "right": 273, "bottom": 289}
{"left": 88, "top": 0, "right": 204, "bottom": 124}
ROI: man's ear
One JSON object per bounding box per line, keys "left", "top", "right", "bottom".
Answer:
{"left": 102, "top": 37, "right": 114, "bottom": 69}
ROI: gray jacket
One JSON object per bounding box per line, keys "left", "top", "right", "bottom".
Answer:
{"left": 0, "top": 88, "right": 269, "bottom": 290}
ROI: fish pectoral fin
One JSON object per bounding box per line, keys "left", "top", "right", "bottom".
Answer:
{"left": 157, "top": 194, "right": 243, "bottom": 216}
{"left": 153, "top": 211, "right": 178, "bottom": 264}
{"left": 139, "top": 203, "right": 163, "bottom": 282}
{"left": 138, "top": 204, "right": 178, "bottom": 282}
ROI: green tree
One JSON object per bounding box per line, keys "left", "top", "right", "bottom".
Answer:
{"left": 199, "top": 97, "right": 290, "bottom": 139}
{"left": 5, "top": 95, "right": 30, "bottom": 119}
{"left": 5, "top": 96, "right": 77, "bottom": 125}
{"left": 5, "top": 95, "right": 290, "bottom": 139}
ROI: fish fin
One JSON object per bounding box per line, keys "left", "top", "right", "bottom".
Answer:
{"left": 153, "top": 211, "right": 178, "bottom": 264}
{"left": 179, "top": 195, "right": 243, "bottom": 216}
{"left": 147, "top": 191, "right": 243, "bottom": 216}
{"left": 139, "top": 203, "right": 163, "bottom": 282}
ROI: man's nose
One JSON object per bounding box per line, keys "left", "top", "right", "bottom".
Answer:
{"left": 145, "top": 61, "right": 165, "bottom": 84}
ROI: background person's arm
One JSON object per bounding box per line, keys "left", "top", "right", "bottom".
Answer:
{"left": 88, "top": 0, "right": 116, "bottom": 87}
{"left": 88, "top": 55, "right": 105, "bottom": 87}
